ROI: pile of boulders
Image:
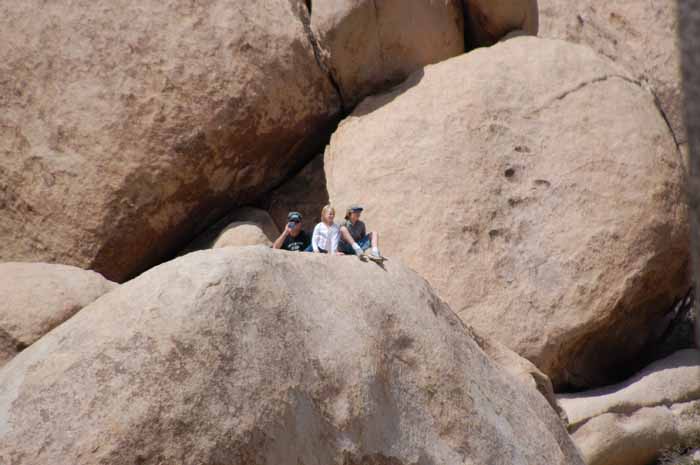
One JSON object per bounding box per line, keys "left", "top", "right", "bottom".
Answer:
{"left": 0, "top": 0, "right": 696, "bottom": 464}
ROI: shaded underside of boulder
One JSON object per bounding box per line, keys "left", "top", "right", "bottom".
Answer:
{"left": 558, "top": 350, "right": 700, "bottom": 465}
{"left": 463, "top": 0, "right": 539, "bottom": 47}
{"left": 0, "top": 0, "right": 340, "bottom": 282}
{"left": 0, "top": 247, "right": 583, "bottom": 465}
{"left": 0, "top": 262, "right": 116, "bottom": 366}
{"left": 325, "top": 36, "right": 688, "bottom": 389}
{"left": 262, "top": 153, "right": 330, "bottom": 231}
{"left": 538, "top": 0, "right": 686, "bottom": 147}
{"left": 310, "top": 0, "right": 465, "bottom": 108}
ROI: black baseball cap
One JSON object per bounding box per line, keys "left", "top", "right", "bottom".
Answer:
{"left": 287, "top": 211, "right": 302, "bottom": 222}
{"left": 348, "top": 204, "right": 364, "bottom": 212}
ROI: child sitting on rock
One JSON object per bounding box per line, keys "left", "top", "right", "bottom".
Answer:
{"left": 338, "top": 204, "right": 383, "bottom": 261}
{"left": 310, "top": 205, "right": 341, "bottom": 254}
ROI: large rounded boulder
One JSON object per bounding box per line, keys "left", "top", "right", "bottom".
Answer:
{"left": 0, "top": 247, "right": 584, "bottom": 465}
{"left": 325, "top": 36, "right": 688, "bottom": 389}
{"left": 310, "top": 0, "right": 465, "bottom": 108}
{"left": 0, "top": 262, "right": 116, "bottom": 366}
{"left": 538, "top": 0, "right": 685, "bottom": 147}
{"left": 0, "top": 0, "right": 340, "bottom": 282}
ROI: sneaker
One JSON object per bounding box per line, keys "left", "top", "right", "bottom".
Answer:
{"left": 367, "top": 249, "right": 384, "bottom": 262}
{"left": 352, "top": 244, "right": 365, "bottom": 260}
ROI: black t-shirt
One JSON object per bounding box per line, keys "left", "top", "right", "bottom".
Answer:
{"left": 282, "top": 230, "right": 310, "bottom": 252}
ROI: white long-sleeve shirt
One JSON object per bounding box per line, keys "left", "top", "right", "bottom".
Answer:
{"left": 312, "top": 222, "right": 340, "bottom": 253}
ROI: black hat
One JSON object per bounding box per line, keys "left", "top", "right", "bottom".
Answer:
{"left": 348, "top": 204, "right": 364, "bottom": 212}
{"left": 287, "top": 211, "right": 302, "bottom": 222}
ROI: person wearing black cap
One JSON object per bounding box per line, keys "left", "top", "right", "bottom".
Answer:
{"left": 272, "top": 211, "right": 311, "bottom": 252}
{"left": 339, "top": 204, "right": 383, "bottom": 261}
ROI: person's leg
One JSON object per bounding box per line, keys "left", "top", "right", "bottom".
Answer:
{"left": 338, "top": 242, "right": 354, "bottom": 255}
{"left": 357, "top": 235, "right": 372, "bottom": 251}
{"left": 340, "top": 226, "right": 365, "bottom": 258}
{"left": 339, "top": 226, "right": 356, "bottom": 245}
{"left": 367, "top": 232, "right": 382, "bottom": 259}
{"left": 370, "top": 231, "right": 379, "bottom": 249}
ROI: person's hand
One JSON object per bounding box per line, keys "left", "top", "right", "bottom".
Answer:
{"left": 335, "top": 252, "right": 344, "bottom": 256}
{"left": 284, "top": 225, "right": 292, "bottom": 235}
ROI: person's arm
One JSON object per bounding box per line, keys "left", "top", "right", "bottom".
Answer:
{"left": 272, "top": 226, "right": 291, "bottom": 249}
{"left": 311, "top": 224, "right": 320, "bottom": 253}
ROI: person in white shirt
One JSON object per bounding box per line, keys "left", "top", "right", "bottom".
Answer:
{"left": 311, "top": 205, "right": 341, "bottom": 254}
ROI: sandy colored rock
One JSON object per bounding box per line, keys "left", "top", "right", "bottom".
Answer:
{"left": 538, "top": 0, "right": 686, "bottom": 147}
{"left": 468, "top": 326, "right": 564, "bottom": 421}
{"left": 182, "top": 207, "right": 280, "bottom": 251}
{"left": 0, "top": 0, "right": 340, "bottom": 282}
{"left": 325, "top": 36, "right": 688, "bottom": 389}
{"left": 0, "top": 262, "right": 116, "bottom": 366}
{"left": 464, "top": 0, "right": 538, "bottom": 47}
{"left": 559, "top": 350, "right": 700, "bottom": 427}
{"left": 311, "top": 0, "right": 464, "bottom": 108}
{"left": 570, "top": 402, "right": 700, "bottom": 465}
{"left": 212, "top": 225, "right": 271, "bottom": 248}
{"left": 0, "top": 247, "right": 584, "bottom": 465}
{"left": 558, "top": 350, "right": 700, "bottom": 465}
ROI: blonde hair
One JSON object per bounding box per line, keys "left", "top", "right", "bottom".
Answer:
{"left": 321, "top": 205, "right": 335, "bottom": 223}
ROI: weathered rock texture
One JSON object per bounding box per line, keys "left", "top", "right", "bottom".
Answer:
{"left": 558, "top": 350, "right": 700, "bottom": 465}
{"left": 182, "top": 207, "right": 280, "bottom": 251}
{"left": 310, "top": 0, "right": 465, "bottom": 108}
{"left": 467, "top": 325, "right": 563, "bottom": 420}
{"left": 0, "top": 0, "right": 340, "bottom": 282}
{"left": 538, "top": 0, "right": 686, "bottom": 147}
{"left": 325, "top": 36, "right": 688, "bottom": 389}
{"left": 0, "top": 262, "right": 116, "bottom": 366}
{"left": 0, "top": 247, "right": 584, "bottom": 465}
{"left": 464, "top": 0, "right": 539, "bottom": 47}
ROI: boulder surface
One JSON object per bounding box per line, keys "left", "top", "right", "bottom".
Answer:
{"left": 0, "top": 0, "right": 340, "bottom": 282}
{"left": 558, "top": 350, "right": 700, "bottom": 465}
{"left": 538, "top": 0, "right": 685, "bottom": 147}
{"left": 0, "top": 247, "right": 583, "bottom": 465}
{"left": 325, "top": 36, "right": 688, "bottom": 389}
{"left": 467, "top": 326, "right": 563, "bottom": 420}
{"left": 0, "top": 262, "right": 116, "bottom": 366}
{"left": 310, "top": 0, "right": 464, "bottom": 108}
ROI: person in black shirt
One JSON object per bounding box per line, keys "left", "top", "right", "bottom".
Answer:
{"left": 272, "top": 211, "right": 311, "bottom": 252}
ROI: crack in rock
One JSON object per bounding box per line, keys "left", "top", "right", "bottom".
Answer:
{"left": 528, "top": 74, "right": 645, "bottom": 118}
{"left": 296, "top": 0, "right": 346, "bottom": 110}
